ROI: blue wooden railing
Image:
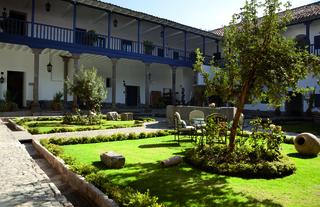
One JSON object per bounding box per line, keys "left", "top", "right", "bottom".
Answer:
{"left": 0, "top": 17, "right": 196, "bottom": 62}
{"left": 309, "top": 44, "right": 320, "bottom": 56}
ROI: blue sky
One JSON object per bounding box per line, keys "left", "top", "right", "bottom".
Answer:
{"left": 102, "top": 0, "right": 318, "bottom": 30}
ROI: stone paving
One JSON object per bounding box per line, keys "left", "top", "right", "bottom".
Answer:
{"left": 0, "top": 120, "right": 72, "bottom": 207}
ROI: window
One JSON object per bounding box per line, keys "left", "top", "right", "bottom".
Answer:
{"left": 106, "top": 78, "right": 111, "bottom": 88}
{"left": 121, "top": 40, "right": 132, "bottom": 52}
{"left": 314, "top": 35, "right": 320, "bottom": 49}
{"left": 315, "top": 94, "right": 320, "bottom": 107}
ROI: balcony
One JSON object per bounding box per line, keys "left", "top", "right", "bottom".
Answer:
{"left": 0, "top": 18, "right": 195, "bottom": 66}
{"left": 309, "top": 44, "right": 320, "bottom": 56}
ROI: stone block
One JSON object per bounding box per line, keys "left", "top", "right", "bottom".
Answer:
{"left": 106, "top": 111, "right": 120, "bottom": 121}
{"left": 120, "top": 112, "right": 133, "bottom": 121}
{"left": 294, "top": 133, "right": 320, "bottom": 156}
{"left": 100, "top": 152, "right": 125, "bottom": 169}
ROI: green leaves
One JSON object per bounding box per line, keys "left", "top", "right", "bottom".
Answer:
{"left": 67, "top": 67, "right": 107, "bottom": 112}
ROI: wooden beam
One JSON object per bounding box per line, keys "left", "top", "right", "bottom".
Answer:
{"left": 142, "top": 25, "right": 161, "bottom": 35}
{"left": 116, "top": 19, "right": 136, "bottom": 31}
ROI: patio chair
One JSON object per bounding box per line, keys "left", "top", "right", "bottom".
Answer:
{"left": 189, "top": 110, "right": 205, "bottom": 125}
{"left": 189, "top": 110, "right": 206, "bottom": 144}
{"left": 173, "top": 112, "right": 195, "bottom": 142}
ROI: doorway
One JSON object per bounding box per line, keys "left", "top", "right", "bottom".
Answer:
{"left": 125, "top": 86, "right": 139, "bottom": 106}
{"left": 285, "top": 92, "right": 303, "bottom": 116}
{"left": 7, "top": 71, "right": 24, "bottom": 108}
{"left": 8, "top": 10, "right": 27, "bottom": 36}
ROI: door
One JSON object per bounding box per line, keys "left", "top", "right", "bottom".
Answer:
{"left": 285, "top": 92, "right": 303, "bottom": 116}
{"left": 8, "top": 10, "right": 27, "bottom": 36}
{"left": 7, "top": 71, "right": 24, "bottom": 108}
{"left": 126, "top": 86, "right": 139, "bottom": 106}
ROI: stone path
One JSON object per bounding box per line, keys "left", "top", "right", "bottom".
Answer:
{"left": 33, "top": 119, "right": 170, "bottom": 140}
{"left": 0, "top": 120, "right": 72, "bottom": 207}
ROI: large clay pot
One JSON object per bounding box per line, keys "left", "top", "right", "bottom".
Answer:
{"left": 294, "top": 133, "right": 320, "bottom": 156}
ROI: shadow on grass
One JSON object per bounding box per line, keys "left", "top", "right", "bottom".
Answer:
{"left": 287, "top": 153, "right": 318, "bottom": 159}
{"left": 138, "top": 143, "right": 181, "bottom": 148}
{"left": 102, "top": 161, "right": 282, "bottom": 207}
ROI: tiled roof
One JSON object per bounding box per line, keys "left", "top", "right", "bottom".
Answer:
{"left": 211, "top": 1, "right": 320, "bottom": 37}
{"left": 76, "top": 0, "right": 222, "bottom": 40}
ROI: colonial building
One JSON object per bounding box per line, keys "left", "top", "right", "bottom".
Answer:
{"left": 0, "top": 0, "right": 221, "bottom": 110}
{"left": 211, "top": 2, "right": 320, "bottom": 115}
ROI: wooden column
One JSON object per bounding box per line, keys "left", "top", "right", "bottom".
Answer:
{"left": 171, "top": 66, "right": 177, "bottom": 105}
{"left": 31, "top": 48, "right": 43, "bottom": 111}
{"left": 111, "top": 58, "right": 118, "bottom": 109}
{"left": 72, "top": 54, "right": 80, "bottom": 110}
{"left": 61, "top": 55, "right": 71, "bottom": 107}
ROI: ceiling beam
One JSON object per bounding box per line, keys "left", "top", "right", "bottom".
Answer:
{"left": 91, "top": 12, "right": 107, "bottom": 25}
{"left": 142, "top": 25, "right": 161, "bottom": 35}
{"left": 116, "top": 19, "right": 136, "bottom": 31}
{"left": 166, "top": 31, "right": 183, "bottom": 39}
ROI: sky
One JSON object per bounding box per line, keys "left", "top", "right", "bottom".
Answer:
{"left": 102, "top": 0, "right": 318, "bottom": 30}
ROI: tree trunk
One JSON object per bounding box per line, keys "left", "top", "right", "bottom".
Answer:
{"left": 228, "top": 80, "right": 251, "bottom": 151}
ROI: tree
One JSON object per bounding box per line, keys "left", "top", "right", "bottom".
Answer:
{"left": 67, "top": 67, "right": 107, "bottom": 112}
{"left": 194, "top": 0, "right": 320, "bottom": 151}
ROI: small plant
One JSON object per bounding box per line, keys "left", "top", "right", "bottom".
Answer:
{"left": 52, "top": 91, "right": 63, "bottom": 111}
{"left": 63, "top": 109, "right": 103, "bottom": 125}
{"left": 143, "top": 40, "right": 155, "bottom": 55}
{"left": 85, "top": 30, "right": 98, "bottom": 46}
{"left": 0, "top": 90, "right": 18, "bottom": 112}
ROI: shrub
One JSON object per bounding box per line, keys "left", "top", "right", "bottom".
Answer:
{"left": 46, "top": 130, "right": 173, "bottom": 146}
{"left": 86, "top": 172, "right": 164, "bottom": 207}
{"left": 66, "top": 67, "right": 107, "bottom": 112}
{"left": 70, "top": 163, "right": 98, "bottom": 176}
{"left": 185, "top": 145, "right": 296, "bottom": 178}
{"left": 63, "top": 110, "right": 103, "bottom": 125}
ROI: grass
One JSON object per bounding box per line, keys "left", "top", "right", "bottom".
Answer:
{"left": 19, "top": 119, "right": 137, "bottom": 134}
{"left": 280, "top": 121, "right": 320, "bottom": 135}
{"left": 62, "top": 135, "right": 320, "bottom": 207}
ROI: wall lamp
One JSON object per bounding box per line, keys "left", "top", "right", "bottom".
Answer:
{"left": 45, "top": 1, "right": 51, "bottom": 12}
{"left": 47, "top": 50, "right": 53, "bottom": 72}
{"left": 0, "top": 72, "right": 5, "bottom": 84}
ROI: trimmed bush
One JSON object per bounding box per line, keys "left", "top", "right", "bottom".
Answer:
{"left": 86, "top": 172, "right": 164, "bottom": 207}
{"left": 46, "top": 130, "right": 174, "bottom": 146}
{"left": 185, "top": 145, "right": 296, "bottom": 178}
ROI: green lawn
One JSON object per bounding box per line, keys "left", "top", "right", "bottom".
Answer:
{"left": 20, "top": 119, "right": 137, "bottom": 134}
{"left": 62, "top": 136, "right": 320, "bottom": 207}
{"left": 280, "top": 121, "right": 320, "bottom": 136}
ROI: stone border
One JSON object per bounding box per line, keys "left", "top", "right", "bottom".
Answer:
{"left": 32, "top": 139, "right": 118, "bottom": 207}
{"left": 7, "top": 118, "right": 26, "bottom": 131}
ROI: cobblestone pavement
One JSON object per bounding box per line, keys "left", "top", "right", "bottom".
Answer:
{"left": 33, "top": 118, "right": 170, "bottom": 140}
{"left": 0, "top": 120, "right": 72, "bottom": 207}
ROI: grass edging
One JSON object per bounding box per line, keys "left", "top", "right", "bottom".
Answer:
{"left": 32, "top": 139, "right": 119, "bottom": 207}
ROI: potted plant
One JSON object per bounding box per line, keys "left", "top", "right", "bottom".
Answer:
{"left": 85, "top": 30, "right": 98, "bottom": 46}
{"left": 143, "top": 40, "right": 155, "bottom": 55}
{"left": 52, "top": 92, "right": 63, "bottom": 111}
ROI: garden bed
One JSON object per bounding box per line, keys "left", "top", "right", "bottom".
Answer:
{"left": 12, "top": 116, "right": 151, "bottom": 134}
{"left": 42, "top": 134, "right": 320, "bottom": 207}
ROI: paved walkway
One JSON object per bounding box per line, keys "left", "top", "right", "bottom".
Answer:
{"left": 33, "top": 119, "right": 170, "bottom": 140}
{"left": 0, "top": 121, "right": 72, "bottom": 207}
